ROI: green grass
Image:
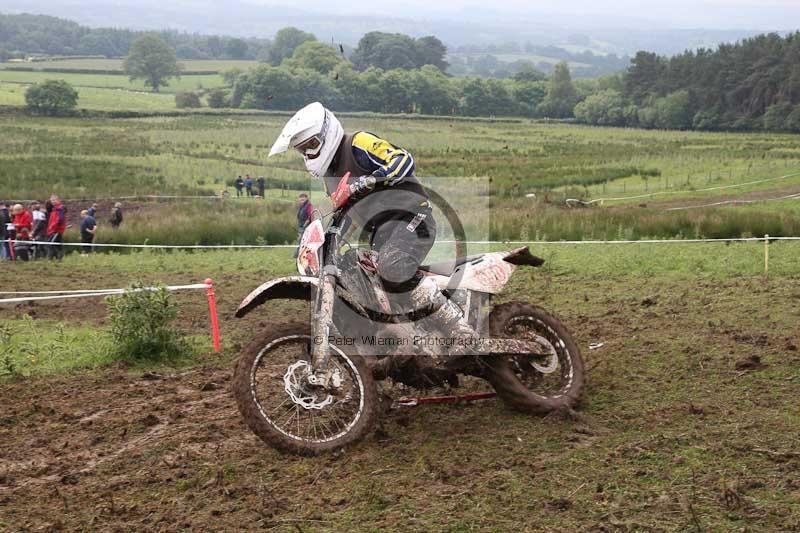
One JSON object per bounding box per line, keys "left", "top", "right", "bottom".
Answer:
{"left": 0, "top": 69, "right": 225, "bottom": 93}
{"left": 0, "top": 317, "right": 115, "bottom": 377}
{"left": 2, "top": 113, "right": 800, "bottom": 243}
{"left": 1, "top": 58, "right": 260, "bottom": 72}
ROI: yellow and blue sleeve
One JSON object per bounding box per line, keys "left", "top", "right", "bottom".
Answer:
{"left": 351, "top": 131, "right": 415, "bottom": 185}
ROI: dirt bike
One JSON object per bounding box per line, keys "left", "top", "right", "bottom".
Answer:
{"left": 232, "top": 174, "right": 585, "bottom": 456}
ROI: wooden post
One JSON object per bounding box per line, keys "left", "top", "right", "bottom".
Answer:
{"left": 764, "top": 234, "right": 769, "bottom": 275}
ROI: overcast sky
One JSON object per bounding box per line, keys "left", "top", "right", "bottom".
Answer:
{"left": 249, "top": 0, "right": 800, "bottom": 30}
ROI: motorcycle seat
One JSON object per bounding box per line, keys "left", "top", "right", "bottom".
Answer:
{"left": 418, "top": 253, "right": 486, "bottom": 276}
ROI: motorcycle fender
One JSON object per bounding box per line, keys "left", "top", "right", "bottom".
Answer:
{"left": 235, "top": 276, "right": 318, "bottom": 318}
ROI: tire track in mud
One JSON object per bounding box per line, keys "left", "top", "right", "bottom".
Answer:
{"left": 0, "top": 365, "right": 244, "bottom": 495}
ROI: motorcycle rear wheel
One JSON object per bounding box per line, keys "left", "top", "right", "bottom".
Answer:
{"left": 485, "top": 302, "right": 585, "bottom": 414}
{"left": 233, "top": 323, "right": 379, "bottom": 456}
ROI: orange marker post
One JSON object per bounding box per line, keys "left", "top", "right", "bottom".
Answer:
{"left": 204, "top": 278, "right": 221, "bottom": 353}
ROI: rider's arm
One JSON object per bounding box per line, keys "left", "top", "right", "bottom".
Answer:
{"left": 351, "top": 132, "right": 415, "bottom": 186}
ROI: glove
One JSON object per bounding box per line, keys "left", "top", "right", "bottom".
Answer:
{"left": 349, "top": 175, "right": 376, "bottom": 197}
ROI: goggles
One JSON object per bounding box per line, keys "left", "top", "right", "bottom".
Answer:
{"left": 295, "top": 135, "right": 322, "bottom": 156}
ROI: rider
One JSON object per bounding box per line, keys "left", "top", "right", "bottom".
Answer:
{"left": 269, "top": 102, "right": 475, "bottom": 360}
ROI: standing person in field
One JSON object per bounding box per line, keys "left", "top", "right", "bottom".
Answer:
{"left": 79, "top": 209, "right": 97, "bottom": 254}
{"left": 0, "top": 202, "right": 10, "bottom": 260}
{"left": 11, "top": 204, "right": 33, "bottom": 261}
{"left": 235, "top": 176, "right": 244, "bottom": 197}
{"left": 31, "top": 202, "right": 47, "bottom": 259}
{"left": 87, "top": 203, "right": 98, "bottom": 218}
{"left": 245, "top": 174, "right": 254, "bottom": 197}
{"left": 31, "top": 202, "right": 46, "bottom": 239}
{"left": 46, "top": 195, "right": 67, "bottom": 260}
{"left": 293, "top": 193, "right": 314, "bottom": 258}
{"left": 256, "top": 176, "right": 266, "bottom": 198}
{"left": 110, "top": 202, "right": 123, "bottom": 229}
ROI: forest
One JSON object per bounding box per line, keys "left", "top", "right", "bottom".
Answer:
{"left": 3, "top": 13, "right": 800, "bottom": 132}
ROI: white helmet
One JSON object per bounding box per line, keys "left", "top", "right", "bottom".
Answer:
{"left": 268, "top": 102, "right": 344, "bottom": 178}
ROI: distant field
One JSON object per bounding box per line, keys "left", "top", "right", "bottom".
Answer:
{"left": 447, "top": 52, "right": 591, "bottom": 69}
{"left": 0, "top": 69, "right": 225, "bottom": 94}
{"left": 0, "top": 81, "right": 176, "bottom": 110}
{"left": 2, "top": 112, "right": 799, "bottom": 244}
{"left": 0, "top": 58, "right": 260, "bottom": 72}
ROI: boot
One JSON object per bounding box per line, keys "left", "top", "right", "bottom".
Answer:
{"left": 405, "top": 276, "right": 483, "bottom": 364}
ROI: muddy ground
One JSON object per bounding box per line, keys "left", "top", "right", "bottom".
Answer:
{"left": 1, "top": 269, "right": 799, "bottom": 531}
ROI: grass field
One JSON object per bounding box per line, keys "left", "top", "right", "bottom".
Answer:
{"left": 0, "top": 58, "right": 260, "bottom": 72}
{"left": 2, "top": 111, "right": 799, "bottom": 244}
{"left": 0, "top": 69, "right": 225, "bottom": 94}
{"left": 1, "top": 244, "right": 798, "bottom": 530}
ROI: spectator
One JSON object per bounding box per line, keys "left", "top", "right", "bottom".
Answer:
{"left": 79, "top": 209, "right": 97, "bottom": 254}
{"left": 31, "top": 202, "right": 47, "bottom": 259}
{"left": 245, "top": 174, "right": 254, "bottom": 197}
{"left": 11, "top": 204, "right": 33, "bottom": 261}
{"left": 0, "top": 202, "right": 9, "bottom": 260}
{"left": 30, "top": 202, "right": 46, "bottom": 237}
{"left": 256, "top": 176, "right": 266, "bottom": 198}
{"left": 45, "top": 195, "right": 67, "bottom": 260}
{"left": 87, "top": 202, "right": 98, "bottom": 218}
{"left": 110, "top": 202, "right": 123, "bottom": 229}
{"left": 235, "top": 176, "right": 244, "bottom": 197}
{"left": 12, "top": 204, "right": 32, "bottom": 235}
{"left": 293, "top": 193, "right": 314, "bottom": 258}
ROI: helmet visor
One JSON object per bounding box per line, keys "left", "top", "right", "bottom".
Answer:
{"left": 294, "top": 135, "right": 322, "bottom": 158}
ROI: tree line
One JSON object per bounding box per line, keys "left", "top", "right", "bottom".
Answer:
{"left": 575, "top": 32, "right": 800, "bottom": 132}
{"left": 0, "top": 13, "right": 269, "bottom": 60}
{"left": 8, "top": 12, "right": 800, "bottom": 132}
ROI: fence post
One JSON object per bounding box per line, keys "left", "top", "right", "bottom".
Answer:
{"left": 764, "top": 234, "right": 769, "bottom": 275}
{"left": 205, "top": 278, "right": 221, "bottom": 353}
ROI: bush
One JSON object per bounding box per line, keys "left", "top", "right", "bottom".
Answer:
{"left": 25, "top": 79, "right": 78, "bottom": 116}
{"left": 206, "top": 88, "right": 229, "bottom": 108}
{"left": 175, "top": 91, "right": 202, "bottom": 108}
{"left": 106, "top": 284, "right": 185, "bottom": 360}
{"left": 763, "top": 103, "right": 793, "bottom": 131}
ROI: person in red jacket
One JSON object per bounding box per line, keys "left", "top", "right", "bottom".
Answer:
{"left": 10, "top": 204, "right": 33, "bottom": 261}
{"left": 46, "top": 195, "right": 67, "bottom": 259}
{"left": 12, "top": 204, "right": 32, "bottom": 235}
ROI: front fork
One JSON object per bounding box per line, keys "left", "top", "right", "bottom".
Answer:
{"left": 307, "top": 266, "right": 338, "bottom": 388}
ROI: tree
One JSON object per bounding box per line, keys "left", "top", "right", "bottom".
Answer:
{"left": 655, "top": 90, "right": 692, "bottom": 129}
{"left": 25, "top": 79, "right": 78, "bottom": 116}
{"left": 225, "top": 38, "right": 249, "bottom": 59}
{"left": 268, "top": 27, "right": 316, "bottom": 66}
{"left": 785, "top": 105, "right": 800, "bottom": 133}
{"left": 538, "top": 62, "right": 578, "bottom": 118}
{"left": 513, "top": 64, "right": 546, "bottom": 83}
{"left": 351, "top": 32, "right": 448, "bottom": 72}
{"left": 284, "top": 41, "right": 342, "bottom": 74}
{"left": 763, "top": 102, "right": 793, "bottom": 131}
{"left": 175, "top": 91, "right": 202, "bottom": 108}
{"left": 512, "top": 80, "right": 547, "bottom": 116}
{"left": 573, "top": 89, "right": 626, "bottom": 126}
{"left": 207, "top": 89, "right": 229, "bottom": 108}
{"left": 624, "top": 51, "right": 666, "bottom": 103}
{"left": 123, "top": 34, "right": 181, "bottom": 92}
{"left": 415, "top": 36, "right": 449, "bottom": 71}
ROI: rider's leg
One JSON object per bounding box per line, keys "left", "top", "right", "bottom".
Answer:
{"left": 371, "top": 215, "right": 482, "bottom": 362}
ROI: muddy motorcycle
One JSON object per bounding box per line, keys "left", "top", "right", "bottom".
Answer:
{"left": 233, "top": 176, "right": 585, "bottom": 456}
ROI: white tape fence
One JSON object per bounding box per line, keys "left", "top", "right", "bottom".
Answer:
{"left": 4, "top": 236, "right": 800, "bottom": 250}
{"left": 0, "top": 281, "right": 222, "bottom": 351}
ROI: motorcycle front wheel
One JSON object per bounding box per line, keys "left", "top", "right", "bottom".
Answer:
{"left": 233, "top": 323, "right": 378, "bottom": 456}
